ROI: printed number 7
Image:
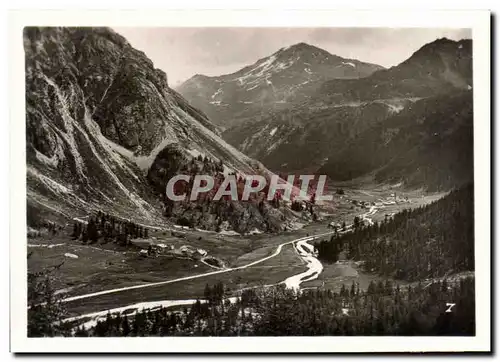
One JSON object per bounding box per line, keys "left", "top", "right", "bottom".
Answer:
{"left": 445, "top": 303, "right": 456, "bottom": 313}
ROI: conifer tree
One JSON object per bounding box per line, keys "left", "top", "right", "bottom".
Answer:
{"left": 87, "top": 219, "right": 98, "bottom": 244}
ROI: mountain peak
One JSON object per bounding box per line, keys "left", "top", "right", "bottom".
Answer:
{"left": 433, "top": 37, "right": 455, "bottom": 43}
{"left": 412, "top": 37, "right": 471, "bottom": 57}
{"left": 393, "top": 36, "right": 473, "bottom": 78}
{"left": 288, "top": 42, "right": 315, "bottom": 50}
{"left": 191, "top": 73, "right": 212, "bottom": 81}
{"left": 178, "top": 42, "right": 385, "bottom": 128}
{"left": 278, "top": 42, "right": 331, "bottom": 56}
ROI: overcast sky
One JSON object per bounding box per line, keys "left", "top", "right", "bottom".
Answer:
{"left": 113, "top": 27, "right": 471, "bottom": 86}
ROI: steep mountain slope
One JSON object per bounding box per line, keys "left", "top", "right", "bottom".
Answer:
{"left": 25, "top": 27, "right": 294, "bottom": 231}
{"left": 317, "top": 38, "right": 472, "bottom": 104}
{"left": 222, "top": 99, "right": 407, "bottom": 172}
{"left": 222, "top": 37, "right": 472, "bottom": 187}
{"left": 318, "top": 91, "right": 473, "bottom": 191}
{"left": 177, "top": 42, "right": 384, "bottom": 128}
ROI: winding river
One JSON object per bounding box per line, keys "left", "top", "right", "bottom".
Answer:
{"left": 61, "top": 207, "right": 380, "bottom": 328}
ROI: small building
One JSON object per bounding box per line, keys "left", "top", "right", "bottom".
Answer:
{"left": 179, "top": 245, "right": 195, "bottom": 256}
{"left": 328, "top": 222, "right": 341, "bottom": 229}
{"left": 157, "top": 243, "right": 174, "bottom": 250}
{"left": 197, "top": 249, "right": 208, "bottom": 257}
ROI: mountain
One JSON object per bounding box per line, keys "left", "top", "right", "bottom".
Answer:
{"left": 319, "top": 91, "right": 473, "bottom": 191}
{"left": 317, "top": 38, "right": 472, "bottom": 104}
{"left": 222, "top": 98, "right": 403, "bottom": 173}
{"left": 25, "top": 27, "right": 300, "bottom": 232}
{"left": 177, "top": 42, "right": 384, "bottom": 129}
{"left": 221, "top": 38, "right": 473, "bottom": 190}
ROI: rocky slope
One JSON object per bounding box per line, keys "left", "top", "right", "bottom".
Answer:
{"left": 25, "top": 27, "right": 301, "bottom": 232}
{"left": 221, "top": 38, "right": 472, "bottom": 190}
{"left": 319, "top": 91, "right": 473, "bottom": 191}
{"left": 222, "top": 99, "right": 405, "bottom": 173}
{"left": 177, "top": 42, "right": 384, "bottom": 129}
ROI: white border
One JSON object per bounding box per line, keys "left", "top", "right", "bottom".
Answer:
{"left": 9, "top": 9, "right": 491, "bottom": 353}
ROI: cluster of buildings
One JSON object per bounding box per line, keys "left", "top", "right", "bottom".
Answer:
{"left": 139, "top": 242, "right": 208, "bottom": 259}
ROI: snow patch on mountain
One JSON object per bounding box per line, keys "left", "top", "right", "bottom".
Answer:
{"left": 78, "top": 106, "right": 157, "bottom": 218}
{"left": 273, "top": 59, "right": 295, "bottom": 72}
{"left": 247, "top": 84, "right": 259, "bottom": 91}
{"left": 234, "top": 54, "right": 278, "bottom": 84}
{"left": 386, "top": 103, "right": 405, "bottom": 113}
{"left": 232, "top": 54, "right": 297, "bottom": 89}
{"left": 269, "top": 127, "right": 278, "bottom": 136}
{"left": 133, "top": 124, "right": 179, "bottom": 171}
{"left": 267, "top": 142, "right": 278, "bottom": 153}
{"left": 83, "top": 112, "right": 141, "bottom": 182}
{"left": 342, "top": 61, "right": 356, "bottom": 67}
{"left": 211, "top": 88, "right": 222, "bottom": 99}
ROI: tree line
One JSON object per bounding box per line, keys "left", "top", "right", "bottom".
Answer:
{"left": 70, "top": 210, "right": 149, "bottom": 246}
{"left": 316, "top": 184, "right": 474, "bottom": 281}
{"left": 71, "top": 276, "right": 474, "bottom": 337}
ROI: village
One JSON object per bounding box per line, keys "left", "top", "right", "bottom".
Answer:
{"left": 326, "top": 191, "right": 411, "bottom": 230}
{"left": 134, "top": 234, "right": 226, "bottom": 269}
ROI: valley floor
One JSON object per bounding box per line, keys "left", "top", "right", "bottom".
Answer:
{"left": 27, "top": 186, "right": 448, "bottom": 326}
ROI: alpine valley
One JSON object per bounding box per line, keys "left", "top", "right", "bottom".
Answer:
{"left": 25, "top": 27, "right": 476, "bottom": 339}
{"left": 183, "top": 38, "right": 473, "bottom": 191}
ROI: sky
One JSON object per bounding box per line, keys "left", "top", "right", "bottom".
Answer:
{"left": 113, "top": 27, "right": 471, "bottom": 86}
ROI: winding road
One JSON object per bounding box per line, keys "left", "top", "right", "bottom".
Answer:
{"left": 61, "top": 206, "right": 379, "bottom": 326}
{"left": 61, "top": 231, "right": 338, "bottom": 304}
{"left": 61, "top": 232, "right": 335, "bottom": 328}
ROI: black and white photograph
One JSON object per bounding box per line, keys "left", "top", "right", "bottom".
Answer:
{"left": 9, "top": 9, "right": 491, "bottom": 353}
